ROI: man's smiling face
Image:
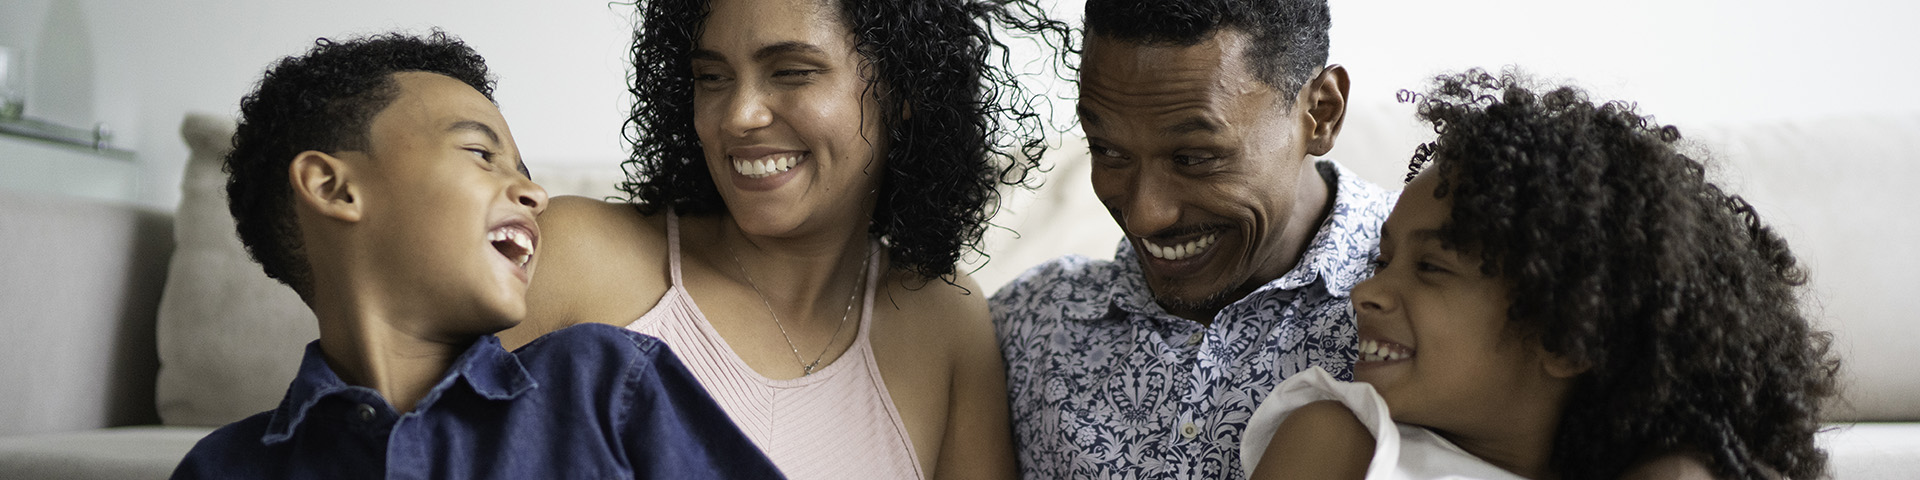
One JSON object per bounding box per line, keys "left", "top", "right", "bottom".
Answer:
{"left": 1079, "top": 30, "right": 1325, "bottom": 321}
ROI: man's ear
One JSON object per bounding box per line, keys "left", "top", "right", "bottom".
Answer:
{"left": 1299, "top": 64, "right": 1350, "bottom": 157}
{"left": 288, "top": 151, "right": 362, "bottom": 223}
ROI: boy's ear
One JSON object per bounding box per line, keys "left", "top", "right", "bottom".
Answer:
{"left": 288, "top": 151, "right": 362, "bottom": 222}
{"left": 1539, "top": 345, "right": 1592, "bottom": 379}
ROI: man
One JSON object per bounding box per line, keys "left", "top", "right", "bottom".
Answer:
{"left": 990, "top": 0, "right": 1395, "bottom": 478}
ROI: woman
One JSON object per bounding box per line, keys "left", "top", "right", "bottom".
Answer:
{"left": 499, "top": 0, "right": 1062, "bottom": 477}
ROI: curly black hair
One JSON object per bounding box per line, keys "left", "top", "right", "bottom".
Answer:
{"left": 1403, "top": 69, "right": 1839, "bottom": 479}
{"left": 1081, "top": 0, "right": 1330, "bottom": 101}
{"left": 620, "top": 0, "right": 1068, "bottom": 282}
{"left": 226, "top": 31, "right": 494, "bottom": 301}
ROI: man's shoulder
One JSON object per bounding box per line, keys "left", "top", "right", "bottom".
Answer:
{"left": 991, "top": 253, "right": 1116, "bottom": 303}
{"left": 990, "top": 253, "right": 1121, "bottom": 325}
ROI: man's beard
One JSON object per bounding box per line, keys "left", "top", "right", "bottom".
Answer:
{"left": 1152, "top": 287, "right": 1237, "bottom": 319}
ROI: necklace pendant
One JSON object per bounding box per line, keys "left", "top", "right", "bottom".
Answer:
{"left": 802, "top": 362, "right": 818, "bottom": 376}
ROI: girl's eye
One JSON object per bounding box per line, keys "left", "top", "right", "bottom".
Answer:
{"left": 1414, "top": 261, "right": 1449, "bottom": 274}
{"left": 1089, "top": 145, "right": 1121, "bottom": 158}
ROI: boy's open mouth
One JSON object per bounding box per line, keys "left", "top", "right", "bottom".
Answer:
{"left": 488, "top": 225, "right": 535, "bottom": 267}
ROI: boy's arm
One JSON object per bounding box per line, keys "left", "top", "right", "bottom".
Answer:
{"left": 1248, "top": 400, "right": 1375, "bottom": 480}
{"left": 621, "top": 346, "right": 784, "bottom": 479}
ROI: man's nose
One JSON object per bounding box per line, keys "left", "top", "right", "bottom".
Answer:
{"left": 1118, "top": 168, "right": 1181, "bottom": 237}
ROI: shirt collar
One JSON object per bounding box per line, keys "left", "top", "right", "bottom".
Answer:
{"left": 260, "top": 335, "right": 537, "bottom": 445}
{"left": 1101, "top": 159, "right": 1394, "bottom": 321}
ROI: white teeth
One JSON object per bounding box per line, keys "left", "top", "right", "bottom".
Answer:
{"left": 732, "top": 153, "right": 802, "bottom": 179}
{"left": 1359, "top": 339, "right": 1411, "bottom": 362}
{"left": 1141, "top": 233, "right": 1217, "bottom": 261}
{"left": 489, "top": 227, "right": 535, "bottom": 267}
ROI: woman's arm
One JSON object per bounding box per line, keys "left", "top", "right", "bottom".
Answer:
{"left": 930, "top": 275, "right": 1019, "bottom": 480}
{"left": 1249, "top": 400, "right": 1375, "bottom": 480}
{"left": 498, "top": 196, "right": 669, "bottom": 349}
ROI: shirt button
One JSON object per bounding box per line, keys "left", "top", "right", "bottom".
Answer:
{"left": 356, "top": 404, "right": 377, "bottom": 422}
{"left": 1185, "top": 332, "right": 1203, "bottom": 346}
{"left": 1180, "top": 422, "right": 1199, "bottom": 439}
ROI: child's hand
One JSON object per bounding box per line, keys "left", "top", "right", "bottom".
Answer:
{"left": 1250, "top": 400, "right": 1374, "bottom": 480}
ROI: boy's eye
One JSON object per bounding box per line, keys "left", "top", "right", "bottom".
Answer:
{"left": 1089, "top": 145, "right": 1122, "bottom": 158}
{"left": 1414, "top": 260, "right": 1449, "bottom": 274}
{"left": 466, "top": 148, "right": 498, "bottom": 168}
{"left": 773, "top": 69, "right": 823, "bottom": 78}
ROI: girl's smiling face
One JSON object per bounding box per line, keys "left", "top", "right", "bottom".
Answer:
{"left": 1351, "top": 165, "right": 1582, "bottom": 449}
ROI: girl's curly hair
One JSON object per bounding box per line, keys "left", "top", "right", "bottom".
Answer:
{"left": 1404, "top": 69, "right": 1839, "bottom": 479}
{"left": 620, "top": 0, "right": 1068, "bottom": 282}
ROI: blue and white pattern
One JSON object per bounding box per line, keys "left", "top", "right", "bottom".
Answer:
{"left": 991, "top": 160, "right": 1396, "bottom": 480}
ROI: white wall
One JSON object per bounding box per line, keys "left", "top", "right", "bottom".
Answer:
{"left": 0, "top": 0, "right": 641, "bottom": 209}
{"left": 2, "top": 0, "right": 1916, "bottom": 209}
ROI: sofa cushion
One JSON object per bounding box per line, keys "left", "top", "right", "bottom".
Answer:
{"left": 0, "top": 191, "right": 170, "bottom": 436}
{"left": 0, "top": 426, "right": 214, "bottom": 480}
{"left": 1820, "top": 422, "right": 1920, "bottom": 479}
{"left": 153, "top": 113, "right": 318, "bottom": 426}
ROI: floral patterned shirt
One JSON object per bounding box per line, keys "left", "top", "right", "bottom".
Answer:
{"left": 990, "top": 160, "right": 1395, "bottom": 480}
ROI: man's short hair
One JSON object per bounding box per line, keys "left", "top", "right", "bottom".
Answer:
{"left": 225, "top": 31, "right": 494, "bottom": 301}
{"left": 1083, "top": 0, "right": 1331, "bottom": 99}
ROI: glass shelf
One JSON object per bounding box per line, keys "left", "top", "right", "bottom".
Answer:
{"left": 0, "top": 116, "right": 133, "bottom": 160}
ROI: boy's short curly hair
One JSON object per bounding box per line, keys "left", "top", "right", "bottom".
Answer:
{"left": 1405, "top": 69, "right": 1839, "bottom": 479}
{"left": 226, "top": 31, "right": 494, "bottom": 301}
{"left": 621, "top": 0, "right": 1067, "bottom": 282}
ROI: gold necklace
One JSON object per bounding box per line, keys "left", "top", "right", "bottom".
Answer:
{"left": 723, "top": 237, "right": 870, "bottom": 376}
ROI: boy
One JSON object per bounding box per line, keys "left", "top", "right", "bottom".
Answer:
{"left": 171, "top": 31, "right": 782, "bottom": 478}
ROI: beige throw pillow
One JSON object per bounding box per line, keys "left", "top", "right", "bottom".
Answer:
{"left": 154, "top": 113, "right": 317, "bottom": 426}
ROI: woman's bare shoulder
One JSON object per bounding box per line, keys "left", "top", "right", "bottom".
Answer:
{"left": 499, "top": 196, "right": 671, "bottom": 348}
{"left": 876, "top": 270, "right": 991, "bottom": 339}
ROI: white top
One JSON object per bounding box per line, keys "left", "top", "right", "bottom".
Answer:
{"left": 1240, "top": 366, "right": 1525, "bottom": 480}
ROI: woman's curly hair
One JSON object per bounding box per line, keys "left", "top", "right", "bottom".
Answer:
{"left": 620, "top": 0, "right": 1068, "bottom": 282}
{"left": 226, "top": 31, "right": 493, "bottom": 301}
{"left": 1404, "top": 68, "right": 1839, "bottom": 479}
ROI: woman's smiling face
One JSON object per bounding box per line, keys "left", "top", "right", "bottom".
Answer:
{"left": 690, "top": 0, "right": 886, "bottom": 237}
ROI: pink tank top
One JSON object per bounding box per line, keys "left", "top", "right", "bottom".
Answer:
{"left": 626, "top": 213, "right": 925, "bottom": 479}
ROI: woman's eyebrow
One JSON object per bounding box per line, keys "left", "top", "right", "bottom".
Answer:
{"left": 691, "top": 41, "right": 828, "bottom": 63}
{"left": 752, "top": 41, "right": 825, "bottom": 60}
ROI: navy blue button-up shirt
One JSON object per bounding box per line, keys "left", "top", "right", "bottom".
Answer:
{"left": 171, "top": 323, "right": 783, "bottom": 479}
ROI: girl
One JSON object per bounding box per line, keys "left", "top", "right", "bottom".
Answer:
{"left": 1243, "top": 69, "right": 1839, "bottom": 480}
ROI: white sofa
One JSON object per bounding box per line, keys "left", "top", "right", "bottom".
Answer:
{"left": 1, "top": 105, "right": 1914, "bottom": 478}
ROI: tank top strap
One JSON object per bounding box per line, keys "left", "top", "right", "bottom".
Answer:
{"left": 666, "top": 209, "right": 685, "bottom": 287}
{"left": 855, "top": 239, "right": 882, "bottom": 341}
